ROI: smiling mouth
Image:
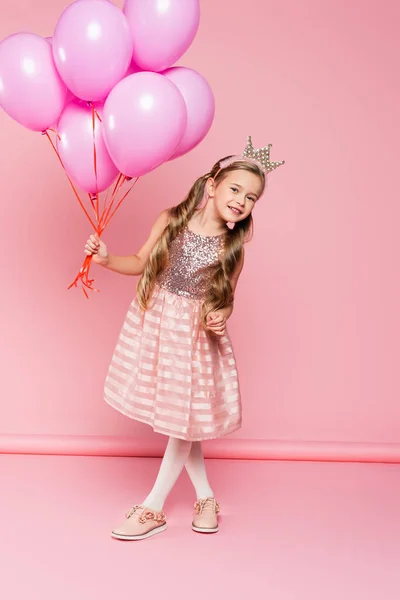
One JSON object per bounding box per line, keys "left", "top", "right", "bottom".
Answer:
{"left": 228, "top": 206, "right": 242, "bottom": 215}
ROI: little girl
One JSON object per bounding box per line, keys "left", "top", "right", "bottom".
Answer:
{"left": 84, "top": 136, "right": 284, "bottom": 541}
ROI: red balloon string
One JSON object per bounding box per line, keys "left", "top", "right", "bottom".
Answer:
{"left": 99, "top": 173, "right": 126, "bottom": 228}
{"left": 90, "top": 103, "right": 99, "bottom": 221}
{"left": 44, "top": 131, "right": 96, "bottom": 231}
{"left": 47, "top": 128, "right": 61, "bottom": 139}
{"left": 45, "top": 109, "right": 139, "bottom": 298}
{"left": 103, "top": 176, "right": 139, "bottom": 229}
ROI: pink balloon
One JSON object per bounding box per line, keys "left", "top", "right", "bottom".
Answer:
{"left": 163, "top": 67, "right": 215, "bottom": 160}
{"left": 124, "top": 60, "right": 143, "bottom": 78}
{"left": 56, "top": 101, "right": 119, "bottom": 193}
{"left": 65, "top": 88, "right": 76, "bottom": 106}
{"left": 0, "top": 33, "right": 67, "bottom": 132}
{"left": 53, "top": 0, "right": 133, "bottom": 102}
{"left": 123, "top": 0, "right": 200, "bottom": 72}
{"left": 45, "top": 37, "right": 76, "bottom": 105}
{"left": 103, "top": 72, "right": 187, "bottom": 177}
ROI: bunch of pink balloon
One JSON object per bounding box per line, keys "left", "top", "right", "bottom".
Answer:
{"left": 0, "top": 0, "right": 215, "bottom": 295}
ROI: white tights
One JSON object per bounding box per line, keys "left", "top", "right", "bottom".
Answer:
{"left": 142, "top": 437, "right": 214, "bottom": 512}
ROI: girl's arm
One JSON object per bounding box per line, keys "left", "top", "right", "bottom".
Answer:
{"left": 206, "top": 248, "right": 245, "bottom": 332}
{"left": 103, "top": 209, "right": 170, "bottom": 276}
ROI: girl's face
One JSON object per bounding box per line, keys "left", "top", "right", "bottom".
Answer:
{"left": 209, "top": 169, "right": 264, "bottom": 223}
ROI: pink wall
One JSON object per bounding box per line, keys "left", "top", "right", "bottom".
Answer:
{"left": 1, "top": 0, "right": 399, "bottom": 453}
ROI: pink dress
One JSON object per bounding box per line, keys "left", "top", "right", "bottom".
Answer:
{"left": 104, "top": 224, "right": 242, "bottom": 441}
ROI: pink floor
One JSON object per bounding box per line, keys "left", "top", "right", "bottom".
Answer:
{"left": 1, "top": 454, "right": 399, "bottom": 600}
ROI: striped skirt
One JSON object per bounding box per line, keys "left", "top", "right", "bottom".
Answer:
{"left": 104, "top": 283, "right": 242, "bottom": 441}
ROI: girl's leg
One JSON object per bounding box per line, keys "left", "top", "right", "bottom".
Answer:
{"left": 184, "top": 441, "right": 214, "bottom": 499}
{"left": 142, "top": 436, "right": 193, "bottom": 511}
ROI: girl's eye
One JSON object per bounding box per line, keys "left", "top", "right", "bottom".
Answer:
{"left": 231, "top": 187, "right": 238, "bottom": 193}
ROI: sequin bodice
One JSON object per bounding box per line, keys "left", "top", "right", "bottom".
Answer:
{"left": 155, "top": 225, "right": 226, "bottom": 299}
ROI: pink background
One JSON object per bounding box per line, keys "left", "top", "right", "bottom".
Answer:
{"left": 1, "top": 0, "right": 399, "bottom": 457}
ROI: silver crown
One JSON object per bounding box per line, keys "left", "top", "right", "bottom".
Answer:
{"left": 218, "top": 136, "right": 285, "bottom": 174}
{"left": 242, "top": 136, "right": 285, "bottom": 173}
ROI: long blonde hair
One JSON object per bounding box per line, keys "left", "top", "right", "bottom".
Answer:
{"left": 136, "top": 157, "right": 265, "bottom": 327}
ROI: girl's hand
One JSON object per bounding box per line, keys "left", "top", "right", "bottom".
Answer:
{"left": 84, "top": 233, "right": 109, "bottom": 266}
{"left": 206, "top": 311, "right": 227, "bottom": 336}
